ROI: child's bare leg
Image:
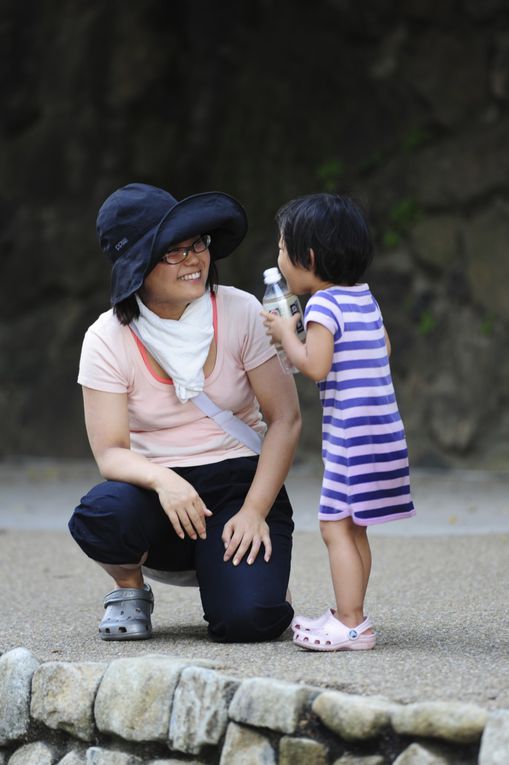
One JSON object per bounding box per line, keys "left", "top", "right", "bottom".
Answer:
{"left": 352, "top": 524, "right": 371, "bottom": 600}
{"left": 320, "top": 517, "right": 372, "bottom": 631}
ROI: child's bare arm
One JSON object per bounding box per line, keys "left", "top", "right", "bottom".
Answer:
{"left": 286, "top": 322, "right": 333, "bottom": 381}
{"left": 384, "top": 327, "right": 391, "bottom": 357}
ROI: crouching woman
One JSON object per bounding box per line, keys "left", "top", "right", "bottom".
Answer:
{"left": 69, "top": 182, "right": 301, "bottom": 642}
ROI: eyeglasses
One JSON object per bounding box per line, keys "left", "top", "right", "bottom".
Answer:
{"left": 160, "top": 234, "right": 211, "bottom": 265}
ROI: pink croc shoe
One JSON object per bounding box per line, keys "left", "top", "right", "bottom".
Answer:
{"left": 291, "top": 608, "right": 337, "bottom": 633}
{"left": 293, "top": 612, "right": 376, "bottom": 652}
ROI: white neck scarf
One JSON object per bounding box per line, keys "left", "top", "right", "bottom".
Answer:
{"left": 132, "top": 292, "right": 214, "bottom": 403}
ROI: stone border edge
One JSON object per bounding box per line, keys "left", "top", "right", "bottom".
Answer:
{"left": 0, "top": 647, "right": 507, "bottom": 764}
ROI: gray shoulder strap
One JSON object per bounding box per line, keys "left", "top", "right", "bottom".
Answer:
{"left": 193, "top": 392, "right": 262, "bottom": 455}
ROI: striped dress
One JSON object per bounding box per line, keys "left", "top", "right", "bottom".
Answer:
{"left": 304, "top": 284, "right": 415, "bottom": 525}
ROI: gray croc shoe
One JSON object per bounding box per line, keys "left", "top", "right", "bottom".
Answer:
{"left": 99, "top": 584, "right": 154, "bottom": 641}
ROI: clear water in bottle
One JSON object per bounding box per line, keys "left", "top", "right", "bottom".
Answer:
{"left": 262, "top": 267, "right": 306, "bottom": 375}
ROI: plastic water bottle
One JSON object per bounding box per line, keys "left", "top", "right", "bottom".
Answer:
{"left": 262, "top": 267, "right": 306, "bottom": 375}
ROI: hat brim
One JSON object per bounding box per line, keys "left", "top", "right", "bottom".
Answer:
{"left": 153, "top": 192, "right": 248, "bottom": 265}
{"left": 109, "top": 227, "right": 157, "bottom": 304}
{"left": 110, "top": 191, "right": 247, "bottom": 304}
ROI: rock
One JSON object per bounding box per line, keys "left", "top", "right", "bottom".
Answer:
{"left": 400, "top": 0, "right": 457, "bottom": 21}
{"left": 426, "top": 306, "right": 500, "bottom": 453}
{"left": 391, "top": 700, "right": 487, "bottom": 743}
{"left": 333, "top": 755, "right": 385, "bottom": 765}
{"left": 229, "top": 677, "right": 310, "bottom": 734}
{"left": 427, "top": 370, "right": 479, "bottom": 453}
{"left": 465, "top": 201, "right": 509, "bottom": 321}
{"left": 94, "top": 655, "right": 206, "bottom": 742}
{"left": 369, "top": 26, "right": 407, "bottom": 80}
{"left": 312, "top": 690, "right": 395, "bottom": 741}
{"left": 478, "top": 709, "right": 509, "bottom": 764}
{"left": 168, "top": 666, "right": 237, "bottom": 754}
{"left": 392, "top": 742, "right": 450, "bottom": 764}
{"left": 409, "top": 215, "right": 459, "bottom": 272}
{"left": 464, "top": 0, "right": 507, "bottom": 20}
{"left": 490, "top": 31, "right": 509, "bottom": 99}
{"left": 85, "top": 749, "right": 141, "bottom": 765}
{"left": 7, "top": 742, "right": 57, "bottom": 765}
{"left": 145, "top": 761, "right": 203, "bottom": 765}
{"left": 279, "top": 736, "right": 328, "bottom": 765}
{"left": 219, "top": 722, "right": 275, "bottom": 764}
{"left": 401, "top": 30, "right": 486, "bottom": 127}
{"left": 409, "top": 118, "right": 509, "bottom": 206}
{"left": 56, "top": 752, "right": 87, "bottom": 765}
{"left": 31, "top": 661, "right": 106, "bottom": 741}
{"left": 0, "top": 648, "right": 40, "bottom": 745}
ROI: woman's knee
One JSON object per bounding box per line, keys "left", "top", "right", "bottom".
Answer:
{"left": 69, "top": 481, "right": 153, "bottom": 564}
{"left": 206, "top": 599, "right": 293, "bottom": 643}
{"left": 75, "top": 480, "right": 149, "bottom": 520}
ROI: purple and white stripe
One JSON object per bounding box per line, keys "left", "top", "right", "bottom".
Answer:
{"left": 304, "top": 284, "right": 415, "bottom": 525}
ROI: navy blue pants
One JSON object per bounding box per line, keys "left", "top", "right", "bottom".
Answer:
{"left": 69, "top": 456, "right": 294, "bottom": 642}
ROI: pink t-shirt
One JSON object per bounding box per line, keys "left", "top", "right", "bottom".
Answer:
{"left": 78, "top": 286, "right": 276, "bottom": 467}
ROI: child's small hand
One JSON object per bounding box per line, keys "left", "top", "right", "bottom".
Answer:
{"left": 261, "top": 309, "right": 301, "bottom": 344}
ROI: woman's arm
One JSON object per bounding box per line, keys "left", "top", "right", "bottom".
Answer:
{"left": 82, "top": 387, "right": 211, "bottom": 540}
{"left": 221, "top": 356, "right": 301, "bottom": 566}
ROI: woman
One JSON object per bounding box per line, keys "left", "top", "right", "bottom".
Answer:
{"left": 69, "top": 182, "right": 301, "bottom": 643}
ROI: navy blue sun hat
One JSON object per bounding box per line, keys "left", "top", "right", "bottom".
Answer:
{"left": 97, "top": 182, "right": 248, "bottom": 304}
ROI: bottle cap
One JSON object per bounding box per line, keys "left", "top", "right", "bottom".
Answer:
{"left": 263, "top": 267, "right": 282, "bottom": 284}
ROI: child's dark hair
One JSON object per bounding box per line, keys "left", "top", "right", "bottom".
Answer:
{"left": 275, "top": 193, "right": 373, "bottom": 285}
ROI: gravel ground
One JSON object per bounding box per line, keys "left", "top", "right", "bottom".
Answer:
{"left": 0, "top": 459, "right": 508, "bottom": 709}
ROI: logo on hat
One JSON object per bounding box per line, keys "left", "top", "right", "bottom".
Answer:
{"left": 114, "top": 237, "right": 129, "bottom": 252}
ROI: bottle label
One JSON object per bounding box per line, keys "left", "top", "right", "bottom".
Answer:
{"left": 288, "top": 299, "right": 305, "bottom": 336}
{"left": 265, "top": 300, "right": 305, "bottom": 338}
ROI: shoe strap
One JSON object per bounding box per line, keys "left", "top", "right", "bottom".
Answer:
{"left": 343, "top": 615, "right": 374, "bottom": 640}
{"left": 104, "top": 585, "right": 153, "bottom": 607}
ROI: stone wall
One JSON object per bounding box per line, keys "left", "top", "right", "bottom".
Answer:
{"left": 1, "top": 647, "right": 508, "bottom": 764}
{"left": 2, "top": 0, "right": 509, "bottom": 468}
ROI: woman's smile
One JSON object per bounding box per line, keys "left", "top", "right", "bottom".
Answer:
{"left": 178, "top": 270, "right": 202, "bottom": 282}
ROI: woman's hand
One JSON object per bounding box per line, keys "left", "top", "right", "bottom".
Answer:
{"left": 154, "top": 470, "right": 213, "bottom": 541}
{"left": 222, "top": 508, "right": 272, "bottom": 566}
{"left": 82, "top": 388, "right": 212, "bottom": 542}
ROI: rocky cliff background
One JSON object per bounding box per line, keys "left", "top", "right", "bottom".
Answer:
{"left": 1, "top": 0, "right": 508, "bottom": 468}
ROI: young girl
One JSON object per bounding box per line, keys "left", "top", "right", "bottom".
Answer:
{"left": 262, "top": 193, "right": 415, "bottom": 651}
